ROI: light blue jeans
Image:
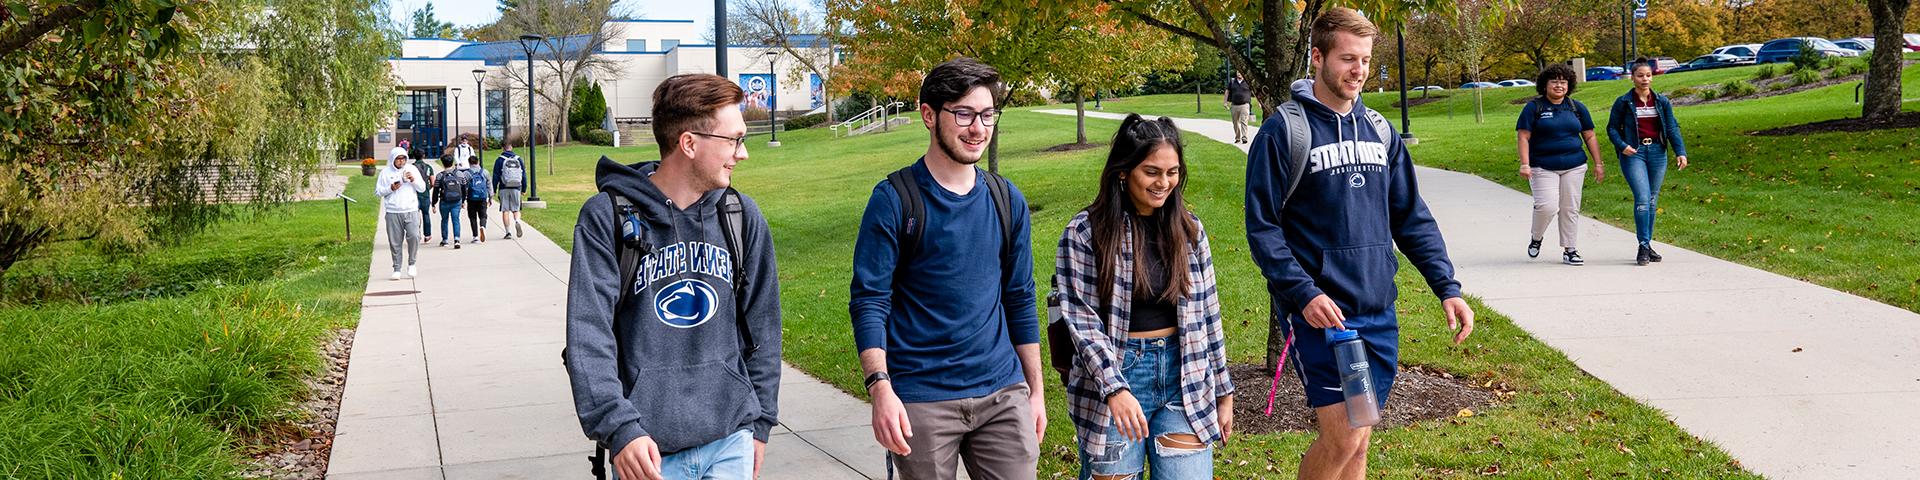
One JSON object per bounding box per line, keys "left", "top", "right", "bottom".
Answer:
{"left": 613, "top": 429, "right": 753, "bottom": 480}
{"left": 1618, "top": 142, "right": 1668, "bottom": 247}
{"left": 438, "top": 201, "right": 463, "bottom": 242}
{"left": 1078, "top": 336, "right": 1213, "bottom": 479}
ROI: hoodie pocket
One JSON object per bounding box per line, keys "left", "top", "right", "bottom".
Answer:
{"left": 623, "top": 359, "right": 758, "bottom": 453}
{"left": 1317, "top": 244, "right": 1399, "bottom": 315}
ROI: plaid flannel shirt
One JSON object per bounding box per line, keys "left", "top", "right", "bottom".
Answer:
{"left": 1055, "top": 210, "right": 1234, "bottom": 461}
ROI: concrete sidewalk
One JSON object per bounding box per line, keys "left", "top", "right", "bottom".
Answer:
{"left": 329, "top": 206, "right": 888, "bottom": 479}
{"left": 1037, "top": 109, "right": 1920, "bottom": 479}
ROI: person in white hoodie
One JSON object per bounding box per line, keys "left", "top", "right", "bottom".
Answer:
{"left": 376, "top": 147, "right": 430, "bottom": 279}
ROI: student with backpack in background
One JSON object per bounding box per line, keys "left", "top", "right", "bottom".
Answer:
{"left": 848, "top": 57, "right": 1044, "bottom": 479}
{"left": 564, "top": 73, "right": 782, "bottom": 480}
{"left": 414, "top": 146, "right": 438, "bottom": 244}
{"left": 494, "top": 144, "right": 527, "bottom": 240}
{"left": 432, "top": 154, "right": 470, "bottom": 249}
{"left": 465, "top": 156, "right": 491, "bottom": 243}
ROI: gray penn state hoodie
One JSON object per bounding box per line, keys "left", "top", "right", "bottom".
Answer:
{"left": 564, "top": 158, "right": 782, "bottom": 455}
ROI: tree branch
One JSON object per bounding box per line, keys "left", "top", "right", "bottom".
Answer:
{"left": 0, "top": 0, "right": 102, "bottom": 58}
{"left": 1113, "top": 4, "right": 1217, "bottom": 46}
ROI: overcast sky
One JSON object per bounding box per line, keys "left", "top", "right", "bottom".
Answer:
{"left": 387, "top": 0, "right": 749, "bottom": 38}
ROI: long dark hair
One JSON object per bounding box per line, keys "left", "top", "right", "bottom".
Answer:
{"left": 1087, "top": 114, "right": 1198, "bottom": 305}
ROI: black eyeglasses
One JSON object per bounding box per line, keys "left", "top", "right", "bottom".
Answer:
{"left": 689, "top": 132, "right": 748, "bottom": 151}
{"left": 941, "top": 108, "right": 1000, "bottom": 127}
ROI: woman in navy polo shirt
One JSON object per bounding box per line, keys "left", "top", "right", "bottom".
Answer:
{"left": 1516, "top": 64, "right": 1604, "bottom": 266}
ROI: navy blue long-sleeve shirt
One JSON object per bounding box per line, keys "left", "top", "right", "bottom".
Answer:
{"left": 1245, "top": 80, "right": 1462, "bottom": 317}
{"left": 850, "top": 159, "right": 1039, "bottom": 403}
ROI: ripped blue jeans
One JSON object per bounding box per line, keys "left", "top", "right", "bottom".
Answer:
{"left": 1618, "top": 142, "right": 1668, "bottom": 247}
{"left": 1078, "top": 336, "right": 1213, "bottom": 479}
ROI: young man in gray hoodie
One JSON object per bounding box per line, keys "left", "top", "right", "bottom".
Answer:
{"left": 564, "top": 73, "right": 781, "bottom": 480}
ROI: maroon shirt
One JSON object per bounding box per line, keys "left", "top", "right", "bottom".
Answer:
{"left": 1633, "top": 94, "right": 1660, "bottom": 143}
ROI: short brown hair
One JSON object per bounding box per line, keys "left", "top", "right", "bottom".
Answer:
{"left": 652, "top": 74, "right": 745, "bottom": 157}
{"left": 1310, "top": 7, "right": 1380, "bottom": 53}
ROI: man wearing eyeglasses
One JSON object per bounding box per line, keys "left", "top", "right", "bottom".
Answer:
{"left": 565, "top": 73, "right": 783, "bottom": 480}
{"left": 850, "top": 57, "right": 1044, "bottom": 479}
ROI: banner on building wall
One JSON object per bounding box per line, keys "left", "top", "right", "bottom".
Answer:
{"left": 809, "top": 73, "right": 824, "bottom": 109}
{"left": 739, "top": 74, "right": 776, "bottom": 112}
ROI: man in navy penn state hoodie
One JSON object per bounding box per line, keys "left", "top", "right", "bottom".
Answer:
{"left": 565, "top": 74, "right": 781, "bottom": 480}
{"left": 1242, "top": 8, "right": 1476, "bottom": 479}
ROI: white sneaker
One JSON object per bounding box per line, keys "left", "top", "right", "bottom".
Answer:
{"left": 407, "top": 265, "right": 418, "bottom": 277}
{"left": 390, "top": 271, "right": 402, "bottom": 281}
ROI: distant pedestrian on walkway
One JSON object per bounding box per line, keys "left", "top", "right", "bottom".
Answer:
{"left": 1607, "top": 58, "right": 1690, "bottom": 266}
{"left": 431, "top": 154, "right": 469, "bottom": 249}
{"left": 453, "top": 137, "right": 476, "bottom": 169}
{"left": 413, "top": 147, "right": 437, "bottom": 243}
{"left": 1516, "top": 64, "right": 1604, "bottom": 266}
{"left": 564, "top": 73, "right": 783, "bottom": 480}
{"left": 493, "top": 144, "right": 527, "bottom": 240}
{"left": 849, "top": 57, "right": 1045, "bottom": 480}
{"left": 465, "top": 156, "right": 491, "bottom": 243}
{"left": 375, "top": 147, "right": 427, "bottom": 280}
{"left": 1055, "top": 114, "right": 1234, "bottom": 480}
{"left": 1243, "top": 8, "right": 1475, "bottom": 479}
{"left": 1226, "top": 72, "right": 1254, "bottom": 144}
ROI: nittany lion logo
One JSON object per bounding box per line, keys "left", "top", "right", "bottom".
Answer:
{"left": 653, "top": 279, "right": 719, "bottom": 328}
{"left": 1348, "top": 172, "right": 1367, "bottom": 189}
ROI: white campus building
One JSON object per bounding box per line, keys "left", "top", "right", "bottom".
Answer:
{"left": 365, "top": 19, "right": 833, "bottom": 160}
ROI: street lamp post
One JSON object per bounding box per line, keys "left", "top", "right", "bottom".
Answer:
{"left": 451, "top": 88, "right": 461, "bottom": 152}
{"left": 1397, "top": 27, "right": 1417, "bottom": 145}
{"left": 518, "top": 34, "right": 544, "bottom": 203}
{"left": 472, "top": 68, "right": 487, "bottom": 162}
{"left": 764, "top": 50, "right": 781, "bottom": 147}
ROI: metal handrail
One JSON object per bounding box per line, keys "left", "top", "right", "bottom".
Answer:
{"left": 831, "top": 102, "right": 908, "bottom": 137}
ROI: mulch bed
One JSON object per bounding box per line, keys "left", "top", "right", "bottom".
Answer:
{"left": 1751, "top": 111, "right": 1920, "bottom": 136}
{"left": 1392, "top": 95, "right": 1451, "bottom": 109}
{"left": 1672, "top": 60, "right": 1918, "bottom": 107}
{"left": 240, "top": 328, "right": 353, "bottom": 479}
{"left": 1228, "top": 362, "right": 1504, "bottom": 434}
{"left": 1042, "top": 142, "right": 1105, "bottom": 153}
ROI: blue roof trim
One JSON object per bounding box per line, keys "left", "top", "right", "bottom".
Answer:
{"left": 405, "top": 37, "right": 474, "bottom": 43}
{"left": 601, "top": 51, "right": 670, "bottom": 55}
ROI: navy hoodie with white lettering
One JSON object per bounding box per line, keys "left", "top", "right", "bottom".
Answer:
{"left": 1244, "top": 80, "right": 1462, "bottom": 317}
{"left": 564, "top": 158, "right": 781, "bottom": 456}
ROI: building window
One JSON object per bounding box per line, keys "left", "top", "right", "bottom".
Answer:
{"left": 486, "top": 90, "right": 510, "bottom": 141}
{"left": 661, "top": 39, "right": 680, "bottom": 51}
{"left": 628, "top": 39, "right": 647, "bottom": 52}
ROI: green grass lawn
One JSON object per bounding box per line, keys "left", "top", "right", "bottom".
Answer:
{"left": 523, "top": 111, "right": 1754, "bottom": 476}
{"left": 0, "top": 176, "right": 376, "bottom": 478}
{"left": 1103, "top": 59, "right": 1920, "bottom": 314}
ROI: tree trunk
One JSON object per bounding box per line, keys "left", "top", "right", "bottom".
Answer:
{"left": 0, "top": 223, "right": 50, "bottom": 281}
{"left": 987, "top": 123, "right": 1001, "bottom": 174}
{"left": 1864, "top": 0, "right": 1912, "bottom": 122}
{"left": 1075, "top": 89, "right": 1087, "bottom": 145}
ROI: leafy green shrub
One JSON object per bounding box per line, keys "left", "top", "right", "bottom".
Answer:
{"left": 1818, "top": 56, "right": 1845, "bottom": 71}
{"left": 1720, "top": 80, "right": 1758, "bottom": 98}
{"left": 1004, "top": 88, "right": 1051, "bottom": 108}
{"left": 574, "top": 126, "right": 615, "bottom": 146}
{"left": 1697, "top": 88, "right": 1721, "bottom": 101}
{"left": 1830, "top": 60, "right": 1867, "bottom": 78}
{"left": 1754, "top": 64, "right": 1779, "bottom": 80}
{"left": 785, "top": 112, "right": 828, "bottom": 130}
{"left": 1671, "top": 86, "right": 1701, "bottom": 98}
{"left": 1790, "top": 43, "right": 1825, "bottom": 71}
{"left": 1767, "top": 82, "right": 1793, "bottom": 92}
{"left": 1793, "top": 68, "right": 1822, "bottom": 86}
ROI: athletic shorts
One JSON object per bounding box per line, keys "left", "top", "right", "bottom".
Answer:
{"left": 1286, "top": 307, "right": 1400, "bottom": 410}
{"left": 498, "top": 188, "right": 522, "bottom": 212}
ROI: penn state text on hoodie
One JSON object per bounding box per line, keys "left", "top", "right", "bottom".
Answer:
{"left": 1244, "top": 80, "right": 1463, "bottom": 317}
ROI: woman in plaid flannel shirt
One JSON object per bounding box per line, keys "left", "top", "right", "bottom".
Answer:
{"left": 1054, "top": 114, "right": 1234, "bottom": 479}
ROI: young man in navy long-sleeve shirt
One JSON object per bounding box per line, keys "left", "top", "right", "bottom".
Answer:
{"left": 848, "top": 57, "right": 1044, "bottom": 479}
{"left": 1243, "top": 8, "right": 1476, "bottom": 479}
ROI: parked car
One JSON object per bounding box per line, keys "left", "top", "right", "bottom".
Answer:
{"left": 1710, "top": 43, "right": 1763, "bottom": 62}
{"left": 1756, "top": 37, "right": 1860, "bottom": 64}
{"left": 1907, "top": 33, "right": 1920, "bottom": 52}
{"left": 1586, "top": 66, "right": 1625, "bottom": 81}
{"left": 1411, "top": 85, "right": 1445, "bottom": 92}
{"left": 1833, "top": 38, "right": 1874, "bottom": 52}
{"left": 1496, "top": 79, "right": 1536, "bottom": 87}
{"left": 1460, "top": 81, "right": 1501, "bottom": 89}
{"left": 1666, "top": 54, "right": 1744, "bottom": 74}
{"left": 1651, "top": 57, "right": 1682, "bottom": 74}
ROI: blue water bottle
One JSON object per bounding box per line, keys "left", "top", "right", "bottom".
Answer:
{"left": 1327, "top": 329, "right": 1381, "bottom": 428}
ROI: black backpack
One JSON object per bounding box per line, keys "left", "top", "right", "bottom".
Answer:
{"left": 437, "top": 170, "right": 469, "bottom": 204}
{"left": 885, "top": 166, "right": 1016, "bottom": 261}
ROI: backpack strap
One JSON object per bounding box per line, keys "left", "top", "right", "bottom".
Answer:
{"left": 980, "top": 170, "right": 1015, "bottom": 259}
{"left": 1277, "top": 100, "right": 1312, "bottom": 210}
{"left": 886, "top": 167, "right": 928, "bottom": 261}
{"left": 1362, "top": 107, "right": 1394, "bottom": 151}
{"left": 610, "top": 193, "right": 644, "bottom": 312}
{"left": 717, "top": 188, "right": 757, "bottom": 354}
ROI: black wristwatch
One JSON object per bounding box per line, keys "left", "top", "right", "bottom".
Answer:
{"left": 864, "top": 372, "right": 891, "bottom": 391}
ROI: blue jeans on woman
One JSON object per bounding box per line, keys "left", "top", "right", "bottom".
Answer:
{"left": 1078, "top": 336, "right": 1213, "bottom": 479}
{"left": 438, "top": 201, "right": 463, "bottom": 242}
{"left": 1618, "top": 143, "right": 1668, "bottom": 247}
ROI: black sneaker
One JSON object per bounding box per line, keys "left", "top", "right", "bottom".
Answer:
{"left": 1636, "top": 245, "right": 1651, "bottom": 266}
{"left": 1647, "top": 247, "right": 1663, "bottom": 262}
{"left": 1563, "top": 250, "right": 1585, "bottom": 266}
{"left": 1527, "top": 239, "right": 1543, "bottom": 258}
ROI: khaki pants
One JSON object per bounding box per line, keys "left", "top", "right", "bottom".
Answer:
{"left": 1229, "top": 104, "right": 1252, "bottom": 140}
{"left": 893, "top": 383, "right": 1038, "bottom": 480}
{"left": 1529, "top": 165, "right": 1587, "bottom": 250}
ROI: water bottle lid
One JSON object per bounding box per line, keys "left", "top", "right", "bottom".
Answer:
{"left": 1326, "top": 328, "right": 1360, "bottom": 343}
